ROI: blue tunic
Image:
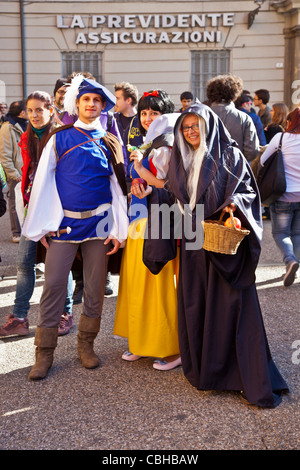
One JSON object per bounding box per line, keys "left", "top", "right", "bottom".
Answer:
{"left": 52, "top": 126, "right": 113, "bottom": 242}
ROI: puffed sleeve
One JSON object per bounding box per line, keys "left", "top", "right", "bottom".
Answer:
{"left": 109, "top": 166, "right": 129, "bottom": 243}
{"left": 149, "top": 146, "right": 172, "bottom": 180}
{"left": 21, "top": 136, "right": 64, "bottom": 242}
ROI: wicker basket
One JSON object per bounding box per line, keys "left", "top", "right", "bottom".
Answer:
{"left": 201, "top": 208, "right": 250, "bottom": 255}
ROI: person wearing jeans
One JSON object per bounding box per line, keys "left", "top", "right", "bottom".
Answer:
{"left": 269, "top": 201, "right": 300, "bottom": 285}
{"left": 0, "top": 90, "right": 74, "bottom": 337}
{"left": 0, "top": 235, "right": 73, "bottom": 336}
{"left": 260, "top": 107, "right": 300, "bottom": 286}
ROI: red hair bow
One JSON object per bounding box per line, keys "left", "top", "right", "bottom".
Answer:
{"left": 142, "top": 90, "right": 159, "bottom": 99}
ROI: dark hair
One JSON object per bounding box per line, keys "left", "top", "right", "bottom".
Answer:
{"left": 137, "top": 89, "right": 175, "bottom": 136}
{"left": 180, "top": 91, "right": 193, "bottom": 101}
{"left": 206, "top": 74, "right": 243, "bottom": 103}
{"left": 26, "top": 91, "right": 55, "bottom": 168}
{"left": 8, "top": 100, "right": 26, "bottom": 117}
{"left": 235, "top": 93, "right": 252, "bottom": 109}
{"left": 53, "top": 78, "right": 66, "bottom": 96}
{"left": 285, "top": 107, "right": 300, "bottom": 134}
{"left": 114, "top": 82, "right": 139, "bottom": 107}
{"left": 254, "top": 89, "right": 270, "bottom": 104}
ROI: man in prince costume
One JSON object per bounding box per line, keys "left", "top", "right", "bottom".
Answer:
{"left": 22, "top": 75, "right": 128, "bottom": 380}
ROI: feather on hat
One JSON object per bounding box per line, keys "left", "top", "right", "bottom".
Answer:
{"left": 63, "top": 74, "right": 116, "bottom": 116}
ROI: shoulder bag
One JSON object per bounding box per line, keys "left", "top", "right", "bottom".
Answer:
{"left": 256, "top": 132, "right": 286, "bottom": 206}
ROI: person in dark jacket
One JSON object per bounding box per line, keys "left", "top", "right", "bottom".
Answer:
{"left": 206, "top": 74, "right": 260, "bottom": 162}
{"left": 253, "top": 88, "right": 272, "bottom": 128}
{"left": 133, "top": 102, "right": 289, "bottom": 408}
{"left": 235, "top": 93, "right": 266, "bottom": 146}
{"left": 114, "top": 81, "right": 143, "bottom": 182}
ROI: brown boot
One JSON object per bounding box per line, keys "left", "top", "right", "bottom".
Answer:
{"left": 28, "top": 327, "right": 58, "bottom": 380}
{"left": 77, "top": 315, "right": 101, "bottom": 369}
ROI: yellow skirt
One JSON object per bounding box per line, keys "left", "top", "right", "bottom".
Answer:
{"left": 114, "top": 218, "right": 179, "bottom": 358}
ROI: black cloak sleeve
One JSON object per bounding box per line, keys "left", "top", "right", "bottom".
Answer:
{"left": 142, "top": 187, "right": 178, "bottom": 275}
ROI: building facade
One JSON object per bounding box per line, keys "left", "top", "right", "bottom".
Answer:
{"left": 1, "top": 0, "right": 300, "bottom": 110}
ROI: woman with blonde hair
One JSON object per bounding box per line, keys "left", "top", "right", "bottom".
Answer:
{"left": 264, "top": 102, "right": 289, "bottom": 143}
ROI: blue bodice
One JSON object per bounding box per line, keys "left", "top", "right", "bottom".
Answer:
{"left": 52, "top": 126, "right": 113, "bottom": 241}
{"left": 128, "top": 158, "right": 150, "bottom": 223}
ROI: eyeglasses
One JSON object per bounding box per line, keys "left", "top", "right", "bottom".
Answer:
{"left": 182, "top": 124, "right": 199, "bottom": 133}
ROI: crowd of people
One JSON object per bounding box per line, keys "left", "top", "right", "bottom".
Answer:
{"left": 0, "top": 72, "right": 296, "bottom": 408}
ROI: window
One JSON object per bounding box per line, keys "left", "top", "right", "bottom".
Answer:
{"left": 62, "top": 51, "right": 102, "bottom": 82}
{"left": 191, "top": 50, "right": 230, "bottom": 102}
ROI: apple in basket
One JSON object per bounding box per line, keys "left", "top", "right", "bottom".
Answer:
{"left": 224, "top": 216, "right": 242, "bottom": 229}
{"left": 131, "top": 178, "right": 148, "bottom": 190}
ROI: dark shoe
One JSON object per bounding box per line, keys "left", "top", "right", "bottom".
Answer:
{"left": 0, "top": 314, "right": 29, "bottom": 336}
{"left": 105, "top": 272, "right": 113, "bottom": 296}
{"left": 73, "top": 280, "right": 83, "bottom": 304}
{"left": 283, "top": 261, "right": 299, "bottom": 287}
{"left": 240, "top": 391, "right": 253, "bottom": 406}
{"left": 58, "top": 313, "right": 73, "bottom": 336}
{"left": 262, "top": 207, "right": 270, "bottom": 220}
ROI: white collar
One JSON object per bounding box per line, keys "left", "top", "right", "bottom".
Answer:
{"left": 74, "top": 118, "right": 104, "bottom": 132}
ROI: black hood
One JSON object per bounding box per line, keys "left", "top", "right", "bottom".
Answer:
{"left": 166, "top": 101, "right": 237, "bottom": 208}
{"left": 173, "top": 100, "right": 234, "bottom": 153}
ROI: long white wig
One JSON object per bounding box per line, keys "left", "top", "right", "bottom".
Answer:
{"left": 176, "top": 114, "right": 207, "bottom": 211}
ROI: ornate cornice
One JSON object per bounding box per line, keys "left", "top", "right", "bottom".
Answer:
{"left": 270, "top": 0, "right": 299, "bottom": 13}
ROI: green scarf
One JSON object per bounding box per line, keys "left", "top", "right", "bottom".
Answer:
{"left": 31, "top": 124, "right": 48, "bottom": 139}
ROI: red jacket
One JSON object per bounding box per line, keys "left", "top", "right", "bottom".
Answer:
{"left": 18, "top": 130, "right": 31, "bottom": 205}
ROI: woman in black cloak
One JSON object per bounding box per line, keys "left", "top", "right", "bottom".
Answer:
{"left": 132, "top": 102, "right": 289, "bottom": 408}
